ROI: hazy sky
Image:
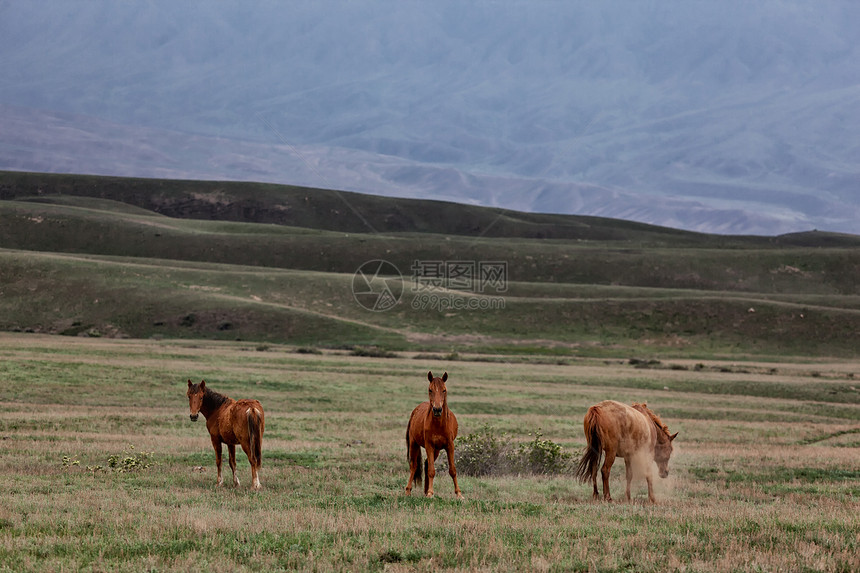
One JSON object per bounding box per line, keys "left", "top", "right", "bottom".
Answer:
{"left": 1, "top": 1, "right": 859, "bottom": 235}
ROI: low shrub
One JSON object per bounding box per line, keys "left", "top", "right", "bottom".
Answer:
{"left": 513, "top": 430, "right": 572, "bottom": 475}
{"left": 350, "top": 346, "right": 398, "bottom": 358}
{"left": 455, "top": 425, "right": 572, "bottom": 477}
{"left": 63, "top": 446, "right": 155, "bottom": 474}
{"left": 107, "top": 446, "right": 155, "bottom": 473}
{"left": 296, "top": 347, "right": 322, "bottom": 354}
{"left": 455, "top": 424, "right": 511, "bottom": 476}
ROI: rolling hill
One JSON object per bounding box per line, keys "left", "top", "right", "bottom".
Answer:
{"left": 1, "top": 171, "right": 859, "bottom": 357}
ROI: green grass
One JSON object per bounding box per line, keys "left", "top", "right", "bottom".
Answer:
{"left": 1, "top": 247, "right": 859, "bottom": 357}
{"left": 3, "top": 195, "right": 860, "bottom": 293}
{"left": 2, "top": 171, "right": 860, "bottom": 357}
{"left": 0, "top": 335, "right": 858, "bottom": 571}
{"left": 0, "top": 171, "right": 857, "bottom": 571}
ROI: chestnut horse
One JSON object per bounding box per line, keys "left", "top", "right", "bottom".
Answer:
{"left": 574, "top": 400, "right": 677, "bottom": 503}
{"left": 186, "top": 379, "right": 265, "bottom": 490}
{"left": 405, "top": 371, "right": 463, "bottom": 499}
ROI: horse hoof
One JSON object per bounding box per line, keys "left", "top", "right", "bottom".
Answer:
{"left": 456, "top": 494, "right": 464, "bottom": 501}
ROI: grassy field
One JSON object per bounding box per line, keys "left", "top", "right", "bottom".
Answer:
{"left": 1, "top": 334, "right": 858, "bottom": 572}
{"left": 2, "top": 243, "right": 860, "bottom": 356}
{"left": 3, "top": 203, "right": 860, "bottom": 357}
{"left": 2, "top": 171, "right": 860, "bottom": 358}
{"left": 0, "top": 171, "right": 859, "bottom": 570}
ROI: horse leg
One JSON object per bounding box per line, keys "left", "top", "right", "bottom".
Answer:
{"left": 228, "top": 444, "right": 239, "bottom": 487}
{"left": 625, "top": 459, "right": 633, "bottom": 501}
{"left": 240, "top": 443, "right": 261, "bottom": 490}
{"left": 600, "top": 450, "right": 616, "bottom": 502}
{"left": 446, "top": 446, "right": 463, "bottom": 500}
{"left": 642, "top": 456, "right": 656, "bottom": 503}
{"left": 646, "top": 474, "right": 655, "bottom": 503}
{"left": 211, "top": 438, "right": 224, "bottom": 487}
{"left": 424, "top": 445, "right": 438, "bottom": 498}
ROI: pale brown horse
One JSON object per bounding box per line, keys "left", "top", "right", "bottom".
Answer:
{"left": 405, "top": 371, "right": 463, "bottom": 499}
{"left": 574, "top": 400, "right": 677, "bottom": 503}
{"left": 186, "top": 380, "right": 265, "bottom": 490}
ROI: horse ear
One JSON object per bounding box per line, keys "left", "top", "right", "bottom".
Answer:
{"left": 187, "top": 379, "right": 192, "bottom": 388}
{"left": 200, "top": 380, "right": 206, "bottom": 390}
{"left": 442, "top": 372, "right": 448, "bottom": 382}
{"left": 670, "top": 432, "right": 678, "bottom": 441}
{"left": 427, "top": 371, "right": 433, "bottom": 382}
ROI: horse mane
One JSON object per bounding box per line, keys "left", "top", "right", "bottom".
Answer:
{"left": 632, "top": 402, "right": 671, "bottom": 436}
{"left": 203, "top": 387, "right": 231, "bottom": 411}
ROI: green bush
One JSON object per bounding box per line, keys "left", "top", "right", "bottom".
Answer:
{"left": 455, "top": 424, "right": 511, "bottom": 476}
{"left": 513, "top": 430, "right": 572, "bottom": 475}
{"left": 455, "top": 426, "right": 571, "bottom": 477}
{"left": 107, "top": 446, "right": 154, "bottom": 473}
{"left": 349, "top": 345, "right": 398, "bottom": 358}
{"left": 296, "top": 347, "right": 322, "bottom": 354}
{"left": 63, "top": 446, "right": 155, "bottom": 474}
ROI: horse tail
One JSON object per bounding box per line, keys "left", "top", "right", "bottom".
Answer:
{"left": 247, "top": 407, "right": 263, "bottom": 467}
{"left": 406, "top": 420, "right": 423, "bottom": 484}
{"left": 575, "top": 406, "right": 603, "bottom": 483}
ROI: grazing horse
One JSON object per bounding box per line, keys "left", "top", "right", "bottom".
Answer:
{"left": 405, "top": 371, "right": 463, "bottom": 499}
{"left": 186, "top": 379, "right": 265, "bottom": 490}
{"left": 574, "top": 400, "right": 677, "bottom": 503}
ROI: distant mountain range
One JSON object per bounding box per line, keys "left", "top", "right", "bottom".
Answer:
{"left": 1, "top": 1, "right": 859, "bottom": 235}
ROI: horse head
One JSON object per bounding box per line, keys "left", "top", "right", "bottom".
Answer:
{"left": 186, "top": 379, "right": 206, "bottom": 421}
{"left": 654, "top": 428, "right": 678, "bottom": 478}
{"left": 633, "top": 402, "right": 678, "bottom": 479}
{"left": 427, "top": 371, "right": 449, "bottom": 418}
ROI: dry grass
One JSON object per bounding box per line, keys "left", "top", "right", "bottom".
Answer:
{"left": 0, "top": 334, "right": 858, "bottom": 572}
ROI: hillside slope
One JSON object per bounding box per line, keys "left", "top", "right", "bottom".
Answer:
{"left": 0, "top": 171, "right": 712, "bottom": 242}
{"left": 2, "top": 249, "right": 859, "bottom": 357}
{"left": 1, "top": 172, "right": 859, "bottom": 357}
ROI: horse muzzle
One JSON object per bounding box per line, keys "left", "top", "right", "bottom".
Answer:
{"left": 189, "top": 413, "right": 199, "bottom": 422}
{"left": 432, "top": 407, "right": 443, "bottom": 417}
{"left": 659, "top": 469, "right": 669, "bottom": 479}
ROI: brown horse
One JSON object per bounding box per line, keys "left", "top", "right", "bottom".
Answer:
{"left": 574, "top": 400, "right": 677, "bottom": 503}
{"left": 405, "top": 371, "right": 463, "bottom": 499}
{"left": 186, "top": 379, "right": 265, "bottom": 490}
